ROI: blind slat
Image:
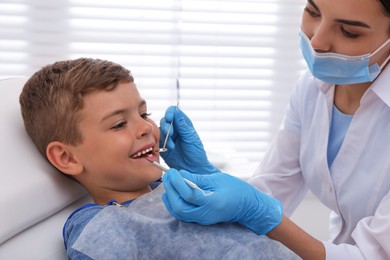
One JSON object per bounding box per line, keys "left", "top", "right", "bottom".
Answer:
{"left": 0, "top": 0, "right": 305, "bottom": 177}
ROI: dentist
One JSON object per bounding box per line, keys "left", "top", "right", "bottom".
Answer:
{"left": 159, "top": 0, "right": 390, "bottom": 259}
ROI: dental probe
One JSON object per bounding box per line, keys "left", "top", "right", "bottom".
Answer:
{"left": 145, "top": 158, "right": 213, "bottom": 196}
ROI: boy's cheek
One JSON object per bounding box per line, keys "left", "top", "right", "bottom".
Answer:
{"left": 150, "top": 120, "right": 160, "bottom": 139}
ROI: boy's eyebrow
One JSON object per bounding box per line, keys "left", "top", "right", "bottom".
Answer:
{"left": 101, "top": 99, "right": 147, "bottom": 122}
{"left": 101, "top": 108, "right": 127, "bottom": 122}
{"left": 139, "top": 99, "right": 147, "bottom": 108}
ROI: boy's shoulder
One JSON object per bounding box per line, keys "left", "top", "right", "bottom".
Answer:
{"left": 62, "top": 203, "right": 106, "bottom": 259}
{"left": 63, "top": 181, "right": 161, "bottom": 248}
{"left": 63, "top": 181, "right": 161, "bottom": 256}
{"left": 62, "top": 200, "right": 133, "bottom": 258}
{"left": 63, "top": 200, "right": 134, "bottom": 240}
{"left": 63, "top": 203, "right": 105, "bottom": 247}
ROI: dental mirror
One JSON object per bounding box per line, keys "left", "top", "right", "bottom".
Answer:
{"left": 158, "top": 102, "right": 178, "bottom": 153}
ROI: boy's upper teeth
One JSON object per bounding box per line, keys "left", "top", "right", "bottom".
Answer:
{"left": 133, "top": 147, "right": 153, "bottom": 158}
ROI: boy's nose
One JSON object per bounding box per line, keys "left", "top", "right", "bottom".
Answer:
{"left": 136, "top": 118, "right": 153, "bottom": 138}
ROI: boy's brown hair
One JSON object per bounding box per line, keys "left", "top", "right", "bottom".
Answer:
{"left": 20, "top": 58, "right": 134, "bottom": 158}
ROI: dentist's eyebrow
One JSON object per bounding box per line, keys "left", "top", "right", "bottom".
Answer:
{"left": 334, "top": 19, "right": 370, "bottom": 28}
{"left": 308, "top": 0, "right": 319, "bottom": 12}
{"left": 308, "top": 0, "right": 370, "bottom": 28}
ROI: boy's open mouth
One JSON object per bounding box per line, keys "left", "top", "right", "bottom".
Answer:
{"left": 131, "top": 147, "right": 154, "bottom": 159}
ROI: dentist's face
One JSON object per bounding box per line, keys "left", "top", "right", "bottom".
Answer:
{"left": 301, "top": 0, "right": 390, "bottom": 66}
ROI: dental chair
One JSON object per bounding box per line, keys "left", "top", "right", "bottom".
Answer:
{"left": 0, "top": 77, "right": 91, "bottom": 259}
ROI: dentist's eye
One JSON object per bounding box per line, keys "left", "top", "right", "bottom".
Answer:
{"left": 304, "top": 6, "right": 320, "bottom": 18}
{"left": 112, "top": 121, "right": 127, "bottom": 130}
{"left": 341, "top": 27, "right": 359, "bottom": 39}
{"left": 141, "top": 113, "right": 151, "bottom": 120}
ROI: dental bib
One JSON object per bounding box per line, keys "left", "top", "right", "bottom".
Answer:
{"left": 72, "top": 184, "right": 298, "bottom": 259}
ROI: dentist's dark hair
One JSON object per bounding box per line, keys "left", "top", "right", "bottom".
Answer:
{"left": 378, "top": 0, "right": 390, "bottom": 17}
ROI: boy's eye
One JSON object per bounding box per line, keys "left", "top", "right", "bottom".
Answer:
{"left": 141, "top": 113, "right": 151, "bottom": 120}
{"left": 341, "top": 27, "right": 359, "bottom": 39}
{"left": 111, "top": 121, "right": 127, "bottom": 130}
{"left": 304, "top": 6, "right": 320, "bottom": 18}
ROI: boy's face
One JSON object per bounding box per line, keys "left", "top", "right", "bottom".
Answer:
{"left": 71, "top": 82, "right": 162, "bottom": 201}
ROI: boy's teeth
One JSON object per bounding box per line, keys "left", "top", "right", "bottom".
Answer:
{"left": 133, "top": 147, "right": 153, "bottom": 158}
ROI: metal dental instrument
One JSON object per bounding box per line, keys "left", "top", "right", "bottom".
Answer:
{"left": 158, "top": 120, "right": 172, "bottom": 153}
{"left": 145, "top": 158, "right": 213, "bottom": 196}
{"left": 147, "top": 158, "right": 170, "bottom": 172}
{"left": 159, "top": 102, "right": 179, "bottom": 153}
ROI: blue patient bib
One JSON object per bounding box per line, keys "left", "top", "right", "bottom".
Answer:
{"left": 72, "top": 184, "right": 299, "bottom": 259}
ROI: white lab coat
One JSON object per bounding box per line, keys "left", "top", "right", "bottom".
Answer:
{"left": 248, "top": 65, "right": 390, "bottom": 260}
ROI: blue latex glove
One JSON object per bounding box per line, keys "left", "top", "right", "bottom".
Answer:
{"left": 159, "top": 106, "right": 219, "bottom": 174}
{"left": 162, "top": 169, "right": 283, "bottom": 235}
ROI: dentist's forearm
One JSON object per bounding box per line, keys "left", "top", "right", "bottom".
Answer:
{"left": 267, "top": 215, "right": 325, "bottom": 260}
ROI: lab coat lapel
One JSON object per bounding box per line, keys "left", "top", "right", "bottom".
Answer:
{"left": 300, "top": 79, "right": 340, "bottom": 212}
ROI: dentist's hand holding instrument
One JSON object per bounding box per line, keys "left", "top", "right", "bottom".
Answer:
{"left": 145, "top": 158, "right": 213, "bottom": 196}
{"left": 159, "top": 107, "right": 283, "bottom": 235}
{"left": 162, "top": 169, "right": 283, "bottom": 235}
{"left": 159, "top": 106, "right": 219, "bottom": 174}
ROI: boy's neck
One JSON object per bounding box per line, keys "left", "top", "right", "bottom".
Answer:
{"left": 88, "top": 185, "right": 153, "bottom": 205}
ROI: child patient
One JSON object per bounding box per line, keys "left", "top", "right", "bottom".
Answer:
{"left": 19, "top": 58, "right": 297, "bottom": 259}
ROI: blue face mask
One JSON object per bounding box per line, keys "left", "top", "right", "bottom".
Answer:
{"left": 299, "top": 30, "right": 390, "bottom": 85}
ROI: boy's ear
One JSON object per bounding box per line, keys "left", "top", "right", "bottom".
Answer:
{"left": 46, "top": 141, "right": 83, "bottom": 176}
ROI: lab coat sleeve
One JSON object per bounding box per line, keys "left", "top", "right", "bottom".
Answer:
{"left": 248, "top": 76, "right": 309, "bottom": 217}
{"left": 324, "top": 190, "right": 390, "bottom": 260}
{"left": 352, "top": 190, "right": 390, "bottom": 259}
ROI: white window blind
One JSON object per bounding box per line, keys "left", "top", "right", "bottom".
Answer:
{"left": 0, "top": 0, "right": 307, "bottom": 178}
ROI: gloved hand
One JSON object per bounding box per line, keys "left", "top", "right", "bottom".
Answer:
{"left": 162, "top": 169, "right": 283, "bottom": 235}
{"left": 159, "top": 106, "right": 219, "bottom": 174}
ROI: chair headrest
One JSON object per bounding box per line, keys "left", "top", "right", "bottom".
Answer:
{"left": 0, "top": 77, "right": 86, "bottom": 244}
